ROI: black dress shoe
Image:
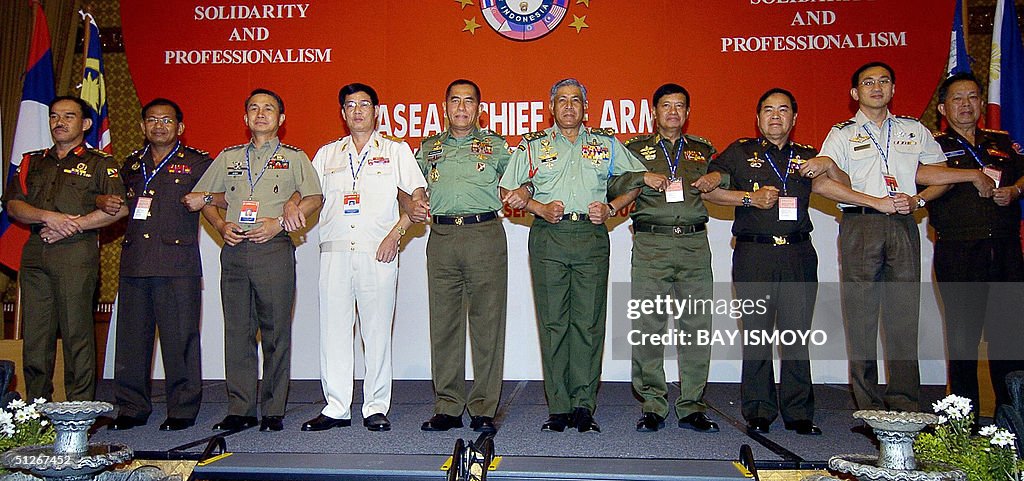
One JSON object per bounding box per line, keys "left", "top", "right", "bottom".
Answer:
{"left": 159, "top": 418, "right": 195, "bottom": 431}
{"left": 573, "top": 407, "right": 600, "bottom": 433}
{"left": 470, "top": 416, "right": 497, "bottom": 433}
{"left": 421, "top": 413, "right": 463, "bottom": 431}
{"left": 541, "top": 413, "right": 572, "bottom": 432}
{"left": 260, "top": 416, "right": 284, "bottom": 432}
{"left": 212, "top": 415, "right": 258, "bottom": 431}
{"left": 363, "top": 413, "right": 391, "bottom": 432}
{"left": 108, "top": 415, "right": 147, "bottom": 430}
{"left": 747, "top": 417, "right": 771, "bottom": 434}
{"left": 301, "top": 414, "right": 351, "bottom": 432}
{"left": 784, "top": 420, "right": 822, "bottom": 435}
{"left": 636, "top": 412, "right": 666, "bottom": 432}
{"left": 678, "top": 412, "right": 720, "bottom": 433}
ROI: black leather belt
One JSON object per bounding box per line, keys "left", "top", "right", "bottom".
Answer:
{"left": 736, "top": 232, "right": 810, "bottom": 246}
{"left": 559, "top": 212, "right": 591, "bottom": 222}
{"left": 634, "top": 222, "right": 707, "bottom": 235}
{"left": 432, "top": 211, "right": 498, "bottom": 226}
{"left": 841, "top": 206, "right": 885, "bottom": 215}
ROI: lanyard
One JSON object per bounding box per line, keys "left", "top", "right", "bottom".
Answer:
{"left": 139, "top": 141, "right": 181, "bottom": 193}
{"left": 657, "top": 136, "right": 685, "bottom": 180}
{"left": 349, "top": 150, "right": 369, "bottom": 191}
{"left": 864, "top": 120, "right": 892, "bottom": 173}
{"left": 956, "top": 137, "right": 987, "bottom": 167}
{"left": 245, "top": 141, "right": 280, "bottom": 199}
{"left": 763, "top": 143, "right": 795, "bottom": 196}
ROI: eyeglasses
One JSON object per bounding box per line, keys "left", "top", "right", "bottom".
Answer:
{"left": 344, "top": 100, "right": 374, "bottom": 110}
{"left": 860, "top": 78, "right": 892, "bottom": 88}
{"left": 144, "top": 117, "right": 176, "bottom": 125}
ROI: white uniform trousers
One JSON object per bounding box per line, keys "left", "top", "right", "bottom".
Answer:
{"left": 318, "top": 247, "right": 398, "bottom": 419}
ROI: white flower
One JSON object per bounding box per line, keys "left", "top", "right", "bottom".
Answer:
{"left": 937, "top": 415, "right": 948, "bottom": 425}
{"left": 7, "top": 399, "right": 26, "bottom": 410}
{"left": 980, "top": 425, "right": 999, "bottom": 436}
{"left": 991, "top": 429, "right": 1017, "bottom": 448}
{"left": 932, "top": 394, "right": 972, "bottom": 419}
{"left": 13, "top": 409, "right": 31, "bottom": 423}
{"left": 40, "top": 420, "right": 47, "bottom": 427}
{"left": 32, "top": 398, "right": 45, "bottom": 405}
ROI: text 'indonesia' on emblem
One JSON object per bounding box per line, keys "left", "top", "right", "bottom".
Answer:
{"left": 481, "top": 0, "right": 569, "bottom": 41}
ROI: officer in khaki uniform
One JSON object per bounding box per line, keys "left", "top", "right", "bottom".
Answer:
{"left": 194, "top": 89, "right": 323, "bottom": 432}
{"left": 418, "top": 80, "right": 511, "bottom": 434}
{"left": 613, "top": 84, "right": 726, "bottom": 433}
{"left": 3, "top": 96, "right": 125, "bottom": 401}
{"left": 499, "top": 78, "right": 651, "bottom": 433}
{"left": 104, "top": 98, "right": 212, "bottom": 432}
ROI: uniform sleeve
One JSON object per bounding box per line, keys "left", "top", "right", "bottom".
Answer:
{"left": 610, "top": 138, "right": 647, "bottom": 176}
{"left": 193, "top": 152, "right": 228, "bottom": 193}
{"left": 492, "top": 137, "right": 512, "bottom": 177}
{"left": 2, "top": 154, "right": 32, "bottom": 207}
{"left": 415, "top": 139, "right": 431, "bottom": 177}
{"left": 395, "top": 141, "right": 427, "bottom": 195}
{"left": 708, "top": 143, "right": 741, "bottom": 190}
{"left": 97, "top": 156, "right": 126, "bottom": 197}
{"left": 917, "top": 125, "right": 946, "bottom": 165}
{"left": 819, "top": 127, "right": 850, "bottom": 172}
{"left": 191, "top": 153, "right": 214, "bottom": 185}
{"left": 292, "top": 150, "right": 323, "bottom": 197}
{"left": 311, "top": 145, "right": 328, "bottom": 179}
{"left": 498, "top": 141, "right": 531, "bottom": 190}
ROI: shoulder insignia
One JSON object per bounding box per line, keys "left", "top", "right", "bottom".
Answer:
{"left": 684, "top": 134, "right": 713, "bottom": 148}
{"left": 833, "top": 120, "right": 856, "bottom": 129}
{"left": 183, "top": 145, "right": 209, "bottom": 156}
{"left": 222, "top": 143, "right": 246, "bottom": 153}
{"left": 980, "top": 128, "right": 1010, "bottom": 135}
{"left": 522, "top": 131, "right": 548, "bottom": 142}
{"left": 792, "top": 141, "right": 814, "bottom": 150}
{"left": 87, "top": 148, "right": 112, "bottom": 158}
{"left": 895, "top": 115, "right": 919, "bottom": 122}
{"left": 589, "top": 127, "right": 616, "bottom": 137}
{"left": 129, "top": 148, "right": 145, "bottom": 159}
{"left": 933, "top": 131, "right": 948, "bottom": 139}
{"left": 738, "top": 138, "right": 753, "bottom": 144}
{"left": 381, "top": 133, "right": 405, "bottom": 143}
{"left": 624, "top": 134, "right": 652, "bottom": 146}
{"left": 320, "top": 137, "right": 345, "bottom": 149}
{"left": 280, "top": 143, "right": 303, "bottom": 152}
{"left": 23, "top": 149, "right": 46, "bottom": 157}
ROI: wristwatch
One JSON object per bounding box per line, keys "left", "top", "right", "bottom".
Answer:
{"left": 395, "top": 226, "right": 407, "bottom": 236}
{"left": 521, "top": 182, "right": 536, "bottom": 197}
{"left": 202, "top": 192, "right": 213, "bottom": 205}
{"left": 916, "top": 196, "right": 926, "bottom": 209}
{"left": 606, "top": 203, "right": 616, "bottom": 216}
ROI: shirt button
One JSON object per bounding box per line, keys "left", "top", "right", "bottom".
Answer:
{"left": 143, "top": 233, "right": 150, "bottom": 239}
{"left": 174, "top": 239, "right": 181, "bottom": 244}
{"left": 350, "top": 241, "right": 355, "bottom": 245}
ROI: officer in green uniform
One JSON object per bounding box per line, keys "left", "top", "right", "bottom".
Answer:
{"left": 418, "top": 80, "right": 513, "bottom": 434}
{"left": 3, "top": 96, "right": 126, "bottom": 401}
{"left": 499, "top": 78, "right": 652, "bottom": 433}
{"left": 614, "top": 84, "right": 727, "bottom": 433}
{"left": 193, "top": 89, "right": 323, "bottom": 432}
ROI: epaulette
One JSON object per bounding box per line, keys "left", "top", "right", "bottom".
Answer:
{"left": 381, "top": 133, "right": 405, "bottom": 143}
{"left": 895, "top": 115, "right": 918, "bottom": 122}
{"left": 589, "top": 127, "right": 616, "bottom": 137}
{"left": 981, "top": 128, "right": 1010, "bottom": 135}
{"left": 833, "top": 120, "right": 855, "bottom": 129}
{"left": 624, "top": 134, "right": 652, "bottom": 146}
{"left": 320, "top": 137, "right": 345, "bottom": 149}
{"left": 222, "top": 144, "right": 246, "bottom": 152}
{"left": 738, "top": 138, "right": 753, "bottom": 144}
{"left": 933, "top": 131, "right": 948, "bottom": 139}
{"left": 522, "top": 131, "right": 547, "bottom": 142}
{"left": 684, "top": 134, "right": 713, "bottom": 148}
{"left": 183, "top": 145, "right": 209, "bottom": 156}
{"left": 792, "top": 141, "right": 815, "bottom": 150}
{"left": 23, "top": 149, "right": 46, "bottom": 157}
{"left": 477, "top": 128, "right": 505, "bottom": 141}
{"left": 280, "top": 143, "right": 302, "bottom": 152}
{"left": 87, "top": 147, "right": 112, "bottom": 158}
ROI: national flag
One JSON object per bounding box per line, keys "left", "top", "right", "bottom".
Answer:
{"left": 79, "top": 10, "right": 110, "bottom": 153}
{"left": 0, "top": 1, "right": 55, "bottom": 271}
{"left": 987, "top": 0, "right": 1024, "bottom": 146}
{"left": 946, "top": 0, "right": 971, "bottom": 76}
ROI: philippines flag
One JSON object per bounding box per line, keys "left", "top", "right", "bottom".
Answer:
{"left": 0, "top": 1, "right": 55, "bottom": 271}
{"left": 946, "top": 0, "right": 971, "bottom": 76}
{"left": 80, "top": 10, "right": 110, "bottom": 153}
{"left": 987, "top": 0, "right": 1024, "bottom": 147}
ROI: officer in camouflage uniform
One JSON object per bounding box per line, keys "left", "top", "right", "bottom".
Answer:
{"left": 3, "top": 96, "right": 125, "bottom": 401}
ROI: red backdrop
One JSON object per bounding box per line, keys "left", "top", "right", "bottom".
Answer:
{"left": 120, "top": 1, "right": 954, "bottom": 155}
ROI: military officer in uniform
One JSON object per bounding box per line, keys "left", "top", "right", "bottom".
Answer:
{"left": 418, "top": 80, "right": 511, "bottom": 434}
{"left": 819, "top": 62, "right": 995, "bottom": 411}
{"left": 301, "top": 83, "right": 426, "bottom": 433}
{"left": 3, "top": 96, "right": 125, "bottom": 401}
{"left": 705, "top": 88, "right": 897, "bottom": 435}
{"left": 499, "top": 78, "right": 653, "bottom": 433}
{"left": 612, "top": 83, "right": 724, "bottom": 433}
{"left": 100, "top": 99, "right": 212, "bottom": 431}
{"left": 193, "top": 88, "right": 323, "bottom": 432}
{"left": 925, "top": 72, "right": 1024, "bottom": 414}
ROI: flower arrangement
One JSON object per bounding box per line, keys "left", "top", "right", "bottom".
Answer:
{"left": 915, "top": 394, "right": 1024, "bottom": 481}
{"left": 0, "top": 398, "right": 54, "bottom": 455}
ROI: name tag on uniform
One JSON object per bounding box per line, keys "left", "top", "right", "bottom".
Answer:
{"left": 239, "top": 200, "right": 259, "bottom": 223}
{"left": 778, "top": 196, "right": 798, "bottom": 221}
{"left": 343, "top": 192, "right": 361, "bottom": 215}
{"left": 983, "top": 166, "right": 1002, "bottom": 187}
{"left": 665, "top": 179, "right": 685, "bottom": 203}
{"left": 133, "top": 197, "right": 152, "bottom": 220}
{"left": 883, "top": 175, "right": 899, "bottom": 196}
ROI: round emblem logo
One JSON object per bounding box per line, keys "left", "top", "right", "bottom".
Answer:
{"left": 480, "top": 0, "right": 569, "bottom": 41}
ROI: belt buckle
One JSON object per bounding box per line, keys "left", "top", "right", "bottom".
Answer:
{"left": 772, "top": 235, "right": 788, "bottom": 246}
{"left": 570, "top": 212, "right": 581, "bottom": 222}
{"left": 672, "top": 226, "right": 683, "bottom": 235}
{"left": 455, "top": 216, "right": 464, "bottom": 226}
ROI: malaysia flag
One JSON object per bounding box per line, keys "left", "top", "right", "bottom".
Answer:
{"left": 80, "top": 10, "right": 111, "bottom": 153}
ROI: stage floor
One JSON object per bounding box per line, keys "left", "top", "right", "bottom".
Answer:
{"left": 88, "top": 380, "right": 947, "bottom": 470}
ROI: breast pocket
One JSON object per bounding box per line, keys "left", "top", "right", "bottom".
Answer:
{"left": 56, "top": 174, "right": 95, "bottom": 214}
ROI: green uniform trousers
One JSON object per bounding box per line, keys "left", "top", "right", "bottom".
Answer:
{"left": 630, "top": 230, "right": 712, "bottom": 419}
{"left": 220, "top": 234, "right": 295, "bottom": 418}
{"left": 21, "top": 233, "right": 99, "bottom": 401}
{"left": 426, "top": 219, "right": 507, "bottom": 417}
{"left": 528, "top": 219, "right": 608, "bottom": 414}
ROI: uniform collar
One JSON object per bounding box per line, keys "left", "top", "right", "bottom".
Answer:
{"left": 342, "top": 131, "right": 380, "bottom": 155}
{"left": 551, "top": 125, "right": 584, "bottom": 143}
{"left": 654, "top": 132, "right": 685, "bottom": 147}
{"left": 944, "top": 125, "right": 984, "bottom": 146}
{"left": 854, "top": 108, "right": 894, "bottom": 130}
{"left": 758, "top": 137, "right": 791, "bottom": 152}
{"left": 47, "top": 143, "right": 88, "bottom": 161}
{"left": 248, "top": 136, "right": 280, "bottom": 153}
{"left": 441, "top": 127, "right": 481, "bottom": 144}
